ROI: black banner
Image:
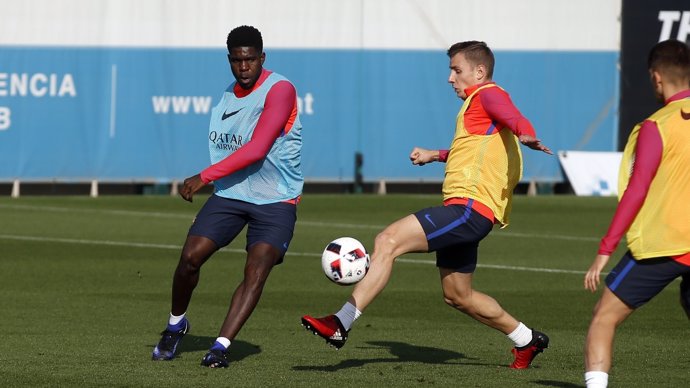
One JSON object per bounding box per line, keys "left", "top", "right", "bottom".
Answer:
{"left": 619, "top": 0, "right": 690, "bottom": 149}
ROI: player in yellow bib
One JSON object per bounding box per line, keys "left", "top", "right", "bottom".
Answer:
{"left": 583, "top": 39, "right": 690, "bottom": 388}
{"left": 302, "top": 41, "right": 553, "bottom": 369}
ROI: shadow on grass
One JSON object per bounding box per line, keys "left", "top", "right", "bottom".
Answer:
{"left": 150, "top": 334, "right": 261, "bottom": 363}
{"left": 293, "top": 340, "right": 498, "bottom": 371}
{"left": 533, "top": 380, "right": 583, "bottom": 388}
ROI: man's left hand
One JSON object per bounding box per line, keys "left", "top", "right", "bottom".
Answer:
{"left": 519, "top": 135, "right": 553, "bottom": 155}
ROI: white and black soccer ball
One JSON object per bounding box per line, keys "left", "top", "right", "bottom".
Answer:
{"left": 321, "top": 237, "right": 370, "bottom": 285}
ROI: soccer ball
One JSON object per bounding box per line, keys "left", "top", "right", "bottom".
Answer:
{"left": 321, "top": 237, "right": 370, "bottom": 285}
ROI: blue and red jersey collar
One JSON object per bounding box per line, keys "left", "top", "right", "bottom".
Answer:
{"left": 463, "top": 81, "right": 496, "bottom": 98}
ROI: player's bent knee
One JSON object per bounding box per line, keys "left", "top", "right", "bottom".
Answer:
{"left": 443, "top": 294, "right": 472, "bottom": 313}
{"left": 374, "top": 230, "right": 394, "bottom": 246}
{"left": 178, "top": 251, "right": 204, "bottom": 274}
{"left": 245, "top": 265, "right": 272, "bottom": 284}
{"left": 244, "top": 275, "right": 269, "bottom": 292}
{"left": 373, "top": 230, "right": 402, "bottom": 257}
{"left": 176, "top": 260, "right": 201, "bottom": 278}
{"left": 590, "top": 305, "right": 628, "bottom": 328}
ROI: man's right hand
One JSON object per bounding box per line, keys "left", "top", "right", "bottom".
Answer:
{"left": 409, "top": 147, "right": 438, "bottom": 166}
{"left": 180, "top": 174, "right": 206, "bottom": 202}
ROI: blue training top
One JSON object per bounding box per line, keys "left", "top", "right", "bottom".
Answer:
{"left": 207, "top": 72, "right": 303, "bottom": 204}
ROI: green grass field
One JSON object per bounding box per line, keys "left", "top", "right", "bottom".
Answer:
{"left": 1, "top": 194, "right": 688, "bottom": 387}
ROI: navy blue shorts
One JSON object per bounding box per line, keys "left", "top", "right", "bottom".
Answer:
{"left": 188, "top": 194, "right": 297, "bottom": 264}
{"left": 414, "top": 202, "right": 493, "bottom": 273}
{"left": 605, "top": 251, "right": 690, "bottom": 308}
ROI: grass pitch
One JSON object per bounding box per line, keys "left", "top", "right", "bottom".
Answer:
{"left": 0, "top": 194, "right": 687, "bottom": 387}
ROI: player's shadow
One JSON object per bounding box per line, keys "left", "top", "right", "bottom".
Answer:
{"left": 293, "top": 341, "right": 497, "bottom": 371}
{"left": 533, "top": 380, "right": 583, "bottom": 388}
{"left": 150, "top": 334, "right": 261, "bottom": 363}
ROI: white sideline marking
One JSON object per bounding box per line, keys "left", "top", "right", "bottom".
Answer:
{"left": 0, "top": 233, "right": 587, "bottom": 275}
{"left": 0, "top": 204, "right": 195, "bottom": 219}
{"left": 0, "top": 204, "right": 599, "bottom": 242}
{"left": 0, "top": 233, "right": 248, "bottom": 255}
{"left": 398, "top": 258, "right": 587, "bottom": 274}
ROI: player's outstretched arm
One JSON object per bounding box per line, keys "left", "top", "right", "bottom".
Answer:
{"left": 518, "top": 135, "right": 553, "bottom": 155}
{"left": 478, "top": 89, "right": 552, "bottom": 155}
{"left": 410, "top": 147, "right": 443, "bottom": 166}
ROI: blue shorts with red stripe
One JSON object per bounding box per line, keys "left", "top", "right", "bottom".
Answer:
{"left": 606, "top": 251, "right": 690, "bottom": 308}
{"left": 413, "top": 200, "right": 493, "bottom": 273}
{"left": 188, "top": 194, "right": 297, "bottom": 264}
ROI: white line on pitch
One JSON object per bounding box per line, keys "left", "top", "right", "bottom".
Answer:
{"left": 0, "top": 233, "right": 587, "bottom": 275}
{"left": 397, "top": 258, "right": 587, "bottom": 274}
{"left": 0, "top": 204, "right": 599, "bottom": 243}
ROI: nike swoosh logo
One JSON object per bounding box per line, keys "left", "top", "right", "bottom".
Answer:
{"left": 222, "top": 108, "right": 243, "bottom": 120}
{"left": 681, "top": 109, "right": 690, "bottom": 120}
{"left": 424, "top": 213, "right": 436, "bottom": 227}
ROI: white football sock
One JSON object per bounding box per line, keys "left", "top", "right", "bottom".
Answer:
{"left": 507, "top": 322, "right": 533, "bottom": 348}
{"left": 168, "top": 312, "right": 186, "bottom": 326}
{"left": 334, "top": 302, "right": 361, "bottom": 331}
{"left": 585, "top": 371, "right": 608, "bottom": 388}
{"left": 215, "top": 337, "right": 231, "bottom": 350}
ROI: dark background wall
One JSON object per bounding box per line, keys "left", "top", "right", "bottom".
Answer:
{"left": 619, "top": 0, "right": 690, "bottom": 149}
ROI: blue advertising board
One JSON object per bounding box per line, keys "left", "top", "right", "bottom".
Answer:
{"left": 0, "top": 47, "right": 618, "bottom": 183}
